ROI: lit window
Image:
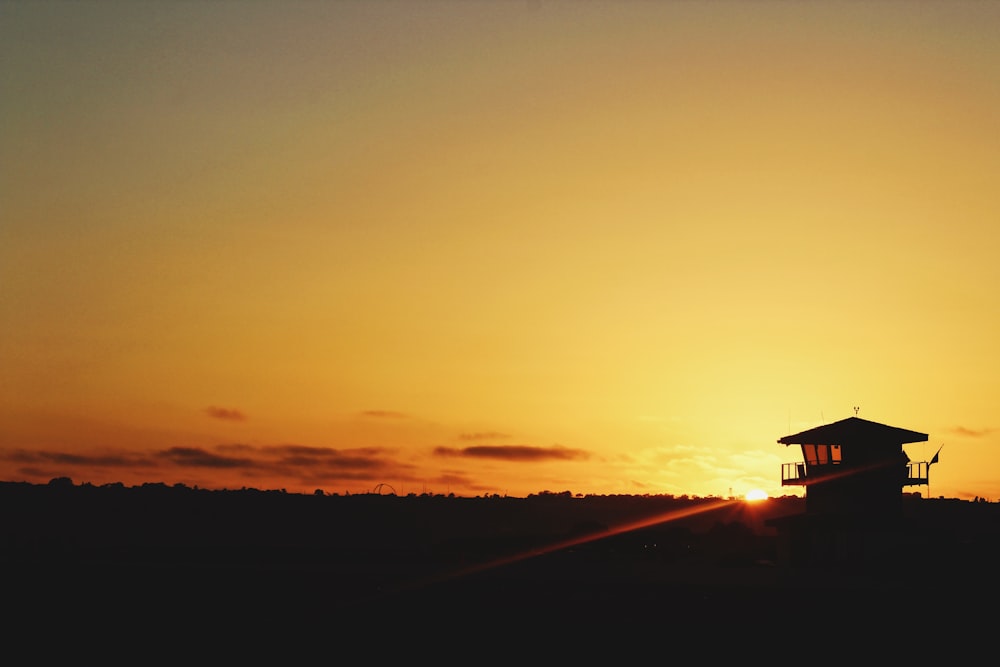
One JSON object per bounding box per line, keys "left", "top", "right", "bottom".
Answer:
{"left": 802, "top": 444, "right": 841, "bottom": 466}
{"left": 802, "top": 444, "right": 818, "bottom": 465}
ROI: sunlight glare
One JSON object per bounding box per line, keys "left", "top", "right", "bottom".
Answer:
{"left": 745, "top": 489, "right": 768, "bottom": 502}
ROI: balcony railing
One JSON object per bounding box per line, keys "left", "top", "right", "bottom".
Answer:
{"left": 781, "top": 461, "right": 930, "bottom": 486}
{"left": 905, "top": 461, "right": 929, "bottom": 486}
{"left": 781, "top": 462, "right": 815, "bottom": 485}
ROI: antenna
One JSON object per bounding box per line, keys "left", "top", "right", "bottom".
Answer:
{"left": 854, "top": 406, "right": 860, "bottom": 416}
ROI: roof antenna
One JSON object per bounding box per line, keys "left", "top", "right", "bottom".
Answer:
{"left": 854, "top": 406, "right": 860, "bottom": 416}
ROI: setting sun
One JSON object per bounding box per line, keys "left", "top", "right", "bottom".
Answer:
{"left": 745, "top": 489, "right": 768, "bottom": 502}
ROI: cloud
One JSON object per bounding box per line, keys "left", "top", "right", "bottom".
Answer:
{"left": 208, "top": 443, "right": 420, "bottom": 488}
{"left": 259, "top": 444, "right": 343, "bottom": 460}
{"left": 2, "top": 448, "right": 158, "bottom": 468}
{"left": 359, "top": 410, "right": 409, "bottom": 419}
{"left": 1, "top": 442, "right": 420, "bottom": 491}
{"left": 163, "top": 444, "right": 401, "bottom": 475}
{"left": 277, "top": 450, "right": 387, "bottom": 471}
{"left": 948, "top": 426, "right": 995, "bottom": 438}
{"left": 158, "top": 447, "right": 255, "bottom": 469}
{"left": 205, "top": 406, "right": 247, "bottom": 422}
{"left": 434, "top": 444, "right": 589, "bottom": 462}
{"left": 216, "top": 443, "right": 256, "bottom": 453}
{"left": 459, "top": 432, "right": 511, "bottom": 441}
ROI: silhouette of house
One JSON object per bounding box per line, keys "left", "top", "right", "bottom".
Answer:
{"left": 768, "top": 416, "right": 936, "bottom": 566}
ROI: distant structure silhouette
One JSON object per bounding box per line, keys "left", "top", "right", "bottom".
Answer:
{"left": 769, "top": 415, "right": 937, "bottom": 565}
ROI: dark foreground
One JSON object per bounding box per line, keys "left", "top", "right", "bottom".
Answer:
{"left": 4, "top": 481, "right": 998, "bottom": 659}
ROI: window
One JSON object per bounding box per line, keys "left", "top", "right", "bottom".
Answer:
{"left": 803, "top": 444, "right": 818, "bottom": 465}
{"left": 801, "top": 444, "right": 841, "bottom": 466}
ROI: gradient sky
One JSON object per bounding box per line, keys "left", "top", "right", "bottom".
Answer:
{"left": 2, "top": 1, "right": 998, "bottom": 499}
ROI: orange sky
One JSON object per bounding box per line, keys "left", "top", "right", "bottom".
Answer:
{"left": 2, "top": 1, "right": 998, "bottom": 500}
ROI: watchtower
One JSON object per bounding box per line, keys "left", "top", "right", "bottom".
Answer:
{"left": 779, "top": 416, "right": 932, "bottom": 521}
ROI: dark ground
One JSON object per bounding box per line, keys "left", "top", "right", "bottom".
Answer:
{"left": 3, "top": 481, "right": 998, "bottom": 659}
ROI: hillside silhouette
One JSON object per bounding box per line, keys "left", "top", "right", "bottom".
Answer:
{"left": 4, "top": 478, "right": 998, "bottom": 657}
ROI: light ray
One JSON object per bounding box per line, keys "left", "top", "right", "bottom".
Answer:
{"left": 375, "top": 497, "right": 739, "bottom": 601}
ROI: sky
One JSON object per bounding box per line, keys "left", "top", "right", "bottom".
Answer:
{"left": 2, "top": 0, "right": 998, "bottom": 500}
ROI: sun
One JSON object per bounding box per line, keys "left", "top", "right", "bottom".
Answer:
{"left": 745, "top": 489, "right": 768, "bottom": 502}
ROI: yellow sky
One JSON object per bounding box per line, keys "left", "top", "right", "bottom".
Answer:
{"left": 2, "top": 1, "right": 998, "bottom": 499}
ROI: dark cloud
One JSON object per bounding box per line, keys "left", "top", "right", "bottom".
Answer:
{"left": 278, "top": 453, "right": 385, "bottom": 471}
{"left": 256, "top": 445, "right": 392, "bottom": 470}
{"left": 2, "top": 448, "right": 157, "bottom": 468}
{"left": 459, "top": 432, "right": 511, "bottom": 441}
{"left": 209, "top": 444, "right": 412, "bottom": 486}
{"left": 2, "top": 442, "right": 418, "bottom": 492}
{"left": 360, "top": 410, "right": 409, "bottom": 419}
{"left": 949, "top": 426, "right": 995, "bottom": 438}
{"left": 216, "top": 443, "right": 255, "bottom": 453}
{"left": 206, "top": 406, "right": 247, "bottom": 422}
{"left": 257, "top": 445, "right": 420, "bottom": 488}
{"left": 158, "top": 447, "right": 255, "bottom": 469}
{"left": 261, "top": 444, "right": 341, "bottom": 457}
{"left": 154, "top": 444, "right": 404, "bottom": 482}
{"left": 316, "top": 455, "right": 385, "bottom": 470}
{"left": 434, "top": 445, "right": 589, "bottom": 462}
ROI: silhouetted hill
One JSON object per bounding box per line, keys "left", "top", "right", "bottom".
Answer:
{"left": 4, "top": 479, "right": 998, "bottom": 658}
{"left": 1, "top": 480, "right": 798, "bottom": 569}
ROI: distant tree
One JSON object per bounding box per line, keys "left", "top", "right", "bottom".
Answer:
{"left": 314, "top": 489, "right": 325, "bottom": 496}
{"left": 48, "top": 476, "right": 73, "bottom": 487}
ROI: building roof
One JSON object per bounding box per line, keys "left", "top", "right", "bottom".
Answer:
{"left": 778, "top": 416, "right": 928, "bottom": 446}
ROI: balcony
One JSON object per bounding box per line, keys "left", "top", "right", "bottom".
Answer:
{"left": 781, "top": 461, "right": 930, "bottom": 486}
{"left": 781, "top": 462, "right": 827, "bottom": 485}
{"left": 905, "top": 461, "right": 929, "bottom": 486}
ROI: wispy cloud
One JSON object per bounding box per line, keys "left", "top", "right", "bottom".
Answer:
{"left": 3, "top": 449, "right": 158, "bottom": 468}
{"left": 434, "top": 444, "right": 589, "bottom": 462}
{"left": 359, "top": 410, "right": 409, "bottom": 419}
{"left": 158, "top": 447, "right": 255, "bottom": 469}
{"left": 261, "top": 444, "right": 391, "bottom": 470}
{"left": 459, "top": 432, "right": 511, "bottom": 441}
{"left": 205, "top": 406, "right": 247, "bottom": 422}
{"left": 0, "top": 443, "right": 418, "bottom": 490}
{"left": 165, "top": 444, "right": 406, "bottom": 478}
{"left": 948, "top": 426, "right": 995, "bottom": 438}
